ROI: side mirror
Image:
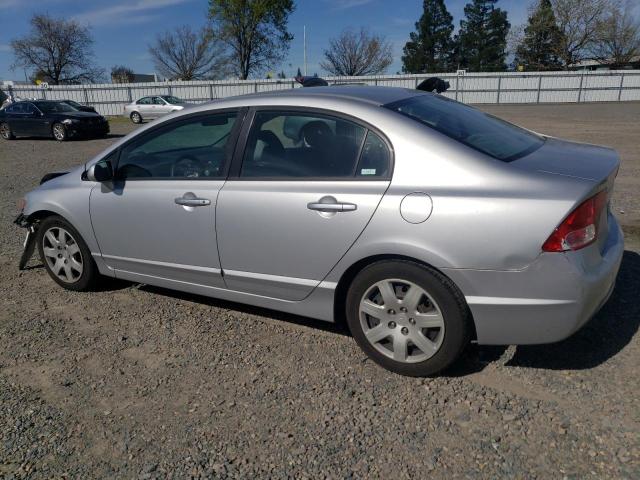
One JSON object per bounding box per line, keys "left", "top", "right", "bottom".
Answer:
{"left": 86, "top": 159, "right": 113, "bottom": 182}
{"left": 32, "top": 110, "right": 42, "bottom": 117}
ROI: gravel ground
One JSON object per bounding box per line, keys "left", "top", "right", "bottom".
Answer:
{"left": 1, "top": 104, "right": 639, "bottom": 479}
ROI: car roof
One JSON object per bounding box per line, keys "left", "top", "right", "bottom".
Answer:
{"left": 235, "top": 86, "right": 423, "bottom": 107}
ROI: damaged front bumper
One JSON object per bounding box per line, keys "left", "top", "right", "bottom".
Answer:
{"left": 14, "top": 213, "right": 37, "bottom": 270}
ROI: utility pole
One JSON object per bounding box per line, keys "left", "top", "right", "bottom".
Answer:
{"left": 303, "top": 25, "right": 307, "bottom": 76}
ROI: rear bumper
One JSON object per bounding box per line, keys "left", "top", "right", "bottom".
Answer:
{"left": 444, "top": 212, "right": 624, "bottom": 345}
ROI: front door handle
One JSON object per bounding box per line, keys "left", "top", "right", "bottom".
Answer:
{"left": 175, "top": 196, "right": 211, "bottom": 207}
{"left": 307, "top": 196, "right": 357, "bottom": 213}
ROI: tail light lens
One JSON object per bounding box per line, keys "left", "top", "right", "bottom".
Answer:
{"left": 542, "top": 191, "right": 608, "bottom": 252}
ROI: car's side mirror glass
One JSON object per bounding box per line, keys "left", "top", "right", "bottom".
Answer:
{"left": 86, "top": 159, "right": 113, "bottom": 182}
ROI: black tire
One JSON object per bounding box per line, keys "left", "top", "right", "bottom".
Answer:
{"left": 52, "top": 123, "right": 67, "bottom": 141}
{"left": 130, "top": 111, "right": 142, "bottom": 124}
{"left": 345, "top": 260, "right": 471, "bottom": 377}
{"left": 0, "top": 122, "right": 15, "bottom": 140}
{"left": 36, "top": 215, "right": 99, "bottom": 291}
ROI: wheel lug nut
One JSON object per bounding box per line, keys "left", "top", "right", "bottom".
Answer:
{"left": 401, "top": 327, "right": 409, "bottom": 335}
{"left": 388, "top": 321, "right": 396, "bottom": 329}
{"left": 409, "top": 318, "right": 416, "bottom": 325}
{"left": 400, "top": 307, "right": 408, "bottom": 313}
{"left": 388, "top": 309, "right": 396, "bottom": 315}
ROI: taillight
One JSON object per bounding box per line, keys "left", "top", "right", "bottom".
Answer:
{"left": 542, "top": 191, "right": 608, "bottom": 252}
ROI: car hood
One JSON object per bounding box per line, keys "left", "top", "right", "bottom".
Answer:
{"left": 512, "top": 136, "right": 619, "bottom": 183}
{"left": 50, "top": 111, "right": 103, "bottom": 120}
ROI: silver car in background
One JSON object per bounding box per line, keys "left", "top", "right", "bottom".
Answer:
{"left": 15, "top": 86, "right": 623, "bottom": 376}
{"left": 123, "top": 95, "right": 190, "bottom": 123}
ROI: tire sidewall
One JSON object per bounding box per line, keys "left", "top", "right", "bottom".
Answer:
{"left": 346, "top": 260, "right": 470, "bottom": 377}
{"left": 36, "top": 216, "right": 96, "bottom": 291}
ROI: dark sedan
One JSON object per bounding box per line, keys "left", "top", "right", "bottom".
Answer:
{"left": 0, "top": 100, "right": 109, "bottom": 141}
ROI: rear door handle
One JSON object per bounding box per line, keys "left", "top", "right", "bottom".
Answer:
{"left": 307, "top": 197, "right": 357, "bottom": 212}
{"left": 175, "top": 197, "right": 211, "bottom": 207}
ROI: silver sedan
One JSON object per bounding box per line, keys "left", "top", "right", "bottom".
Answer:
{"left": 15, "top": 86, "right": 623, "bottom": 376}
{"left": 123, "top": 95, "right": 190, "bottom": 123}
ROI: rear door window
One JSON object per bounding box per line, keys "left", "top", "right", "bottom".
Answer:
{"left": 239, "top": 111, "right": 391, "bottom": 179}
{"left": 386, "top": 94, "right": 544, "bottom": 162}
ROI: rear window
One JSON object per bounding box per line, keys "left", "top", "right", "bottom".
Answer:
{"left": 385, "top": 94, "right": 544, "bottom": 162}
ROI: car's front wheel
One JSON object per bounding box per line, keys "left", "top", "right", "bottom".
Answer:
{"left": 346, "top": 260, "right": 471, "bottom": 376}
{"left": 130, "top": 111, "right": 142, "bottom": 124}
{"left": 0, "top": 122, "right": 15, "bottom": 140}
{"left": 37, "top": 216, "right": 99, "bottom": 291}
{"left": 52, "top": 123, "right": 67, "bottom": 141}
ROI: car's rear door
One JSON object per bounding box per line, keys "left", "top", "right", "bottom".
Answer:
{"left": 5, "top": 103, "right": 29, "bottom": 135}
{"left": 136, "top": 97, "right": 153, "bottom": 118}
{"left": 90, "top": 109, "right": 243, "bottom": 287}
{"left": 216, "top": 108, "right": 393, "bottom": 301}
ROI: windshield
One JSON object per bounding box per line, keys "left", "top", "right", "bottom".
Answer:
{"left": 385, "top": 94, "right": 544, "bottom": 162}
{"left": 162, "top": 96, "right": 183, "bottom": 105}
{"left": 34, "top": 101, "right": 79, "bottom": 114}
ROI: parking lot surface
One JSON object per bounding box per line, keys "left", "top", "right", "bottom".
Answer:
{"left": 1, "top": 103, "right": 639, "bottom": 478}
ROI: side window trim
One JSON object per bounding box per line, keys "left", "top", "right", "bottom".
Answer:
{"left": 228, "top": 106, "right": 394, "bottom": 181}
{"left": 111, "top": 108, "right": 247, "bottom": 181}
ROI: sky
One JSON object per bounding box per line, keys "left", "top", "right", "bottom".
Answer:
{"left": 0, "top": 0, "right": 532, "bottom": 82}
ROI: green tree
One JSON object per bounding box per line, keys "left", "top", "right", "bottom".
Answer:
{"left": 402, "top": 0, "right": 455, "bottom": 73}
{"left": 456, "top": 0, "right": 510, "bottom": 71}
{"left": 208, "top": 0, "right": 295, "bottom": 79}
{"left": 515, "top": 0, "right": 564, "bottom": 70}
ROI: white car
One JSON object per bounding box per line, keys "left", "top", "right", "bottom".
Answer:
{"left": 123, "top": 95, "right": 190, "bottom": 124}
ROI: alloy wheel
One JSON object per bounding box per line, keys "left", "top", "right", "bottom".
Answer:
{"left": 0, "top": 123, "right": 10, "bottom": 139}
{"left": 131, "top": 112, "right": 141, "bottom": 124}
{"left": 359, "top": 279, "right": 445, "bottom": 363}
{"left": 42, "top": 226, "right": 83, "bottom": 283}
{"left": 53, "top": 124, "right": 66, "bottom": 141}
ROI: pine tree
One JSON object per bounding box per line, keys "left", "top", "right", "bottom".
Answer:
{"left": 515, "top": 0, "right": 564, "bottom": 70}
{"left": 456, "top": 0, "right": 510, "bottom": 71}
{"left": 402, "top": 0, "right": 455, "bottom": 73}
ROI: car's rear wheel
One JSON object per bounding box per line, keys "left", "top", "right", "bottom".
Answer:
{"left": 346, "top": 260, "right": 471, "bottom": 376}
{"left": 130, "top": 111, "right": 142, "bottom": 124}
{"left": 0, "top": 122, "right": 15, "bottom": 140}
{"left": 37, "top": 216, "right": 99, "bottom": 291}
{"left": 52, "top": 123, "right": 67, "bottom": 141}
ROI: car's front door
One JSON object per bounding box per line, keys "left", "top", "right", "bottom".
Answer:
{"left": 216, "top": 109, "right": 393, "bottom": 301}
{"left": 153, "top": 97, "right": 172, "bottom": 116}
{"left": 21, "top": 103, "right": 50, "bottom": 137}
{"left": 90, "top": 110, "right": 242, "bottom": 287}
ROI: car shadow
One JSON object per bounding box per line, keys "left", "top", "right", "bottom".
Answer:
{"left": 447, "top": 250, "right": 640, "bottom": 376}
{"left": 505, "top": 250, "right": 640, "bottom": 370}
{"left": 30, "top": 249, "right": 635, "bottom": 374}
{"left": 138, "top": 284, "right": 350, "bottom": 337}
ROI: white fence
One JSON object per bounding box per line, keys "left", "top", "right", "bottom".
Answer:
{"left": 9, "top": 70, "right": 640, "bottom": 116}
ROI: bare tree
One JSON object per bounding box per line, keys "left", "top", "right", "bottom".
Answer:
{"left": 148, "top": 25, "right": 229, "bottom": 81}
{"left": 551, "top": 0, "right": 613, "bottom": 67}
{"left": 11, "top": 14, "right": 104, "bottom": 84}
{"left": 111, "top": 65, "right": 135, "bottom": 84}
{"left": 321, "top": 28, "right": 393, "bottom": 77}
{"left": 591, "top": 0, "right": 640, "bottom": 66}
